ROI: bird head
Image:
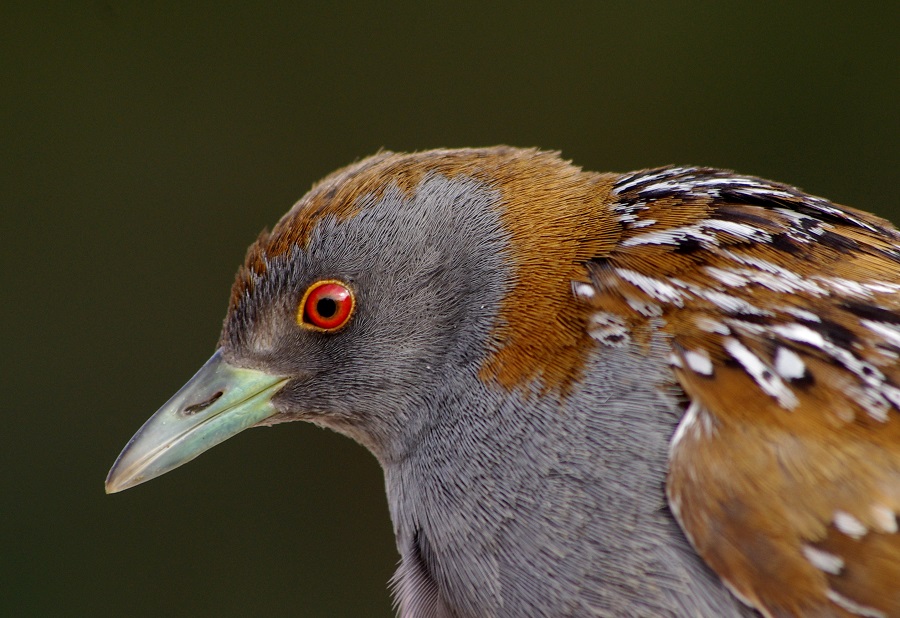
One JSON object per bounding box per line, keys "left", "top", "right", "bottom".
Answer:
{"left": 105, "top": 147, "right": 605, "bottom": 492}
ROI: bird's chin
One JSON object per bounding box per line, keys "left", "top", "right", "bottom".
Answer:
{"left": 254, "top": 408, "right": 378, "bottom": 453}
{"left": 253, "top": 412, "right": 297, "bottom": 427}
{"left": 297, "top": 414, "right": 389, "bottom": 460}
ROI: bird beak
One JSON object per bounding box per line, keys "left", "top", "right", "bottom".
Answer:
{"left": 105, "top": 349, "right": 289, "bottom": 494}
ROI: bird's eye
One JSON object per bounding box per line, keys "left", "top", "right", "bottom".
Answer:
{"left": 298, "top": 280, "right": 355, "bottom": 331}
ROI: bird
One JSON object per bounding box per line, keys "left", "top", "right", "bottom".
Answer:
{"left": 106, "top": 147, "right": 900, "bottom": 617}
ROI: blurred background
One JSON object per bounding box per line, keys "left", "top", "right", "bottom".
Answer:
{"left": 3, "top": 3, "right": 897, "bottom": 616}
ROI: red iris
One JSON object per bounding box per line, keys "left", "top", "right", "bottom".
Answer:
{"left": 301, "top": 281, "right": 354, "bottom": 330}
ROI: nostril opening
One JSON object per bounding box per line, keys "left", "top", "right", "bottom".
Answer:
{"left": 182, "top": 391, "right": 224, "bottom": 415}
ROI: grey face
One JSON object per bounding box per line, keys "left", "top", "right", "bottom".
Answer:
{"left": 219, "top": 176, "right": 513, "bottom": 460}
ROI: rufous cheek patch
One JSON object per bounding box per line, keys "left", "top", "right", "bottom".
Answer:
{"left": 470, "top": 153, "right": 621, "bottom": 394}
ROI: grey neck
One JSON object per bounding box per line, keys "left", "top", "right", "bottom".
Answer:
{"left": 383, "top": 335, "right": 753, "bottom": 618}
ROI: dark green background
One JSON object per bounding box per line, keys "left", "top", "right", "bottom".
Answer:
{"left": 3, "top": 3, "right": 897, "bottom": 616}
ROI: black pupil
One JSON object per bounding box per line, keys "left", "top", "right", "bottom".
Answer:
{"left": 316, "top": 297, "right": 337, "bottom": 318}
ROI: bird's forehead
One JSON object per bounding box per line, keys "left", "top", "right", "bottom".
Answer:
{"left": 227, "top": 147, "right": 622, "bottom": 392}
